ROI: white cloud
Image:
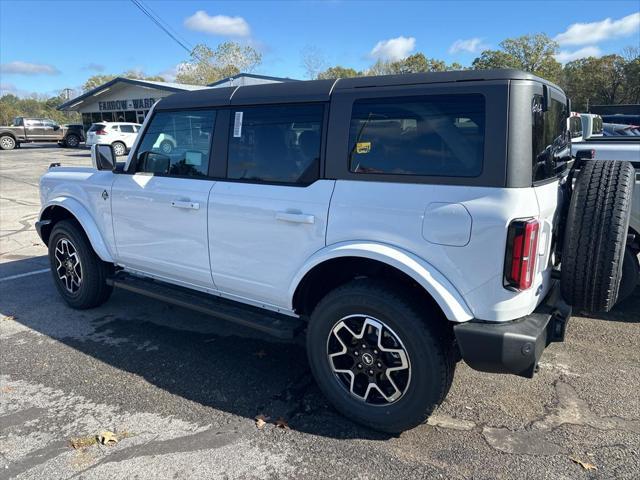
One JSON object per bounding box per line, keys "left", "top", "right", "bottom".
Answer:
{"left": 555, "top": 45, "right": 603, "bottom": 63}
{"left": 83, "top": 63, "right": 105, "bottom": 72}
{"left": 159, "top": 64, "right": 180, "bottom": 82}
{"left": 448, "top": 37, "right": 489, "bottom": 54}
{"left": 554, "top": 12, "right": 640, "bottom": 46}
{"left": 370, "top": 36, "right": 416, "bottom": 61}
{"left": 0, "top": 61, "right": 59, "bottom": 75}
{"left": 184, "top": 11, "right": 250, "bottom": 37}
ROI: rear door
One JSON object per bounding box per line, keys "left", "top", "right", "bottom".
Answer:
{"left": 42, "top": 119, "right": 63, "bottom": 140}
{"left": 118, "top": 124, "right": 139, "bottom": 148}
{"left": 111, "top": 109, "right": 218, "bottom": 288}
{"left": 209, "top": 104, "right": 334, "bottom": 309}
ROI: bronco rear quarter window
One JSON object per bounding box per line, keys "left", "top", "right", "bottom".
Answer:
{"left": 531, "top": 95, "right": 570, "bottom": 182}
{"left": 348, "top": 94, "right": 485, "bottom": 177}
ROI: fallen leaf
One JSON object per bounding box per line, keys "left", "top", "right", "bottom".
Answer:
{"left": 255, "top": 414, "right": 269, "bottom": 429}
{"left": 70, "top": 436, "right": 97, "bottom": 449}
{"left": 1, "top": 386, "right": 14, "bottom": 393}
{"left": 2, "top": 315, "right": 15, "bottom": 322}
{"left": 254, "top": 350, "right": 267, "bottom": 359}
{"left": 98, "top": 430, "right": 118, "bottom": 446}
{"left": 275, "top": 417, "right": 289, "bottom": 429}
{"left": 570, "top": 457, "right": 597, "bottom": 471}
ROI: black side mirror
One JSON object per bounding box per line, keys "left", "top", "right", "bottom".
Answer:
{"left": 53, "top": 125, "right": 60, "bottom": 131}
{"left": 91, "top": 144, "right": 116, "bottom": 171}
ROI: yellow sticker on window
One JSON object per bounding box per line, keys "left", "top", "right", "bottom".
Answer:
{"left": 356, "top": 142, "right": 371, "bottom": 154}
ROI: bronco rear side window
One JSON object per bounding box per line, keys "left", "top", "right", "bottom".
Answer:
{"left": 348, "top": 94, "right": 485, "bottom": 177}
{"left": 531, "top": 95, "right": 570, "bottom": 182}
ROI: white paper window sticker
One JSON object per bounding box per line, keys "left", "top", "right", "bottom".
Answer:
{"left": 233, "top": 111, "right": 243, "bottom": 137}
{"left": 185, "top": 151, "right": 202, "bottom": 166}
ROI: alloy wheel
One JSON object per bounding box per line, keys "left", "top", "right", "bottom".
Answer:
{"left": 54, "top": 238, "right": 83, "bottom": 294}
{"left": 1, "top": 136, "right": 15, "bottom": 150}
{"left": 327, "top": 315, "right": 411, "bottom": 405}
{"left": 113, "top": 143, "right": 125, "bottom": 156}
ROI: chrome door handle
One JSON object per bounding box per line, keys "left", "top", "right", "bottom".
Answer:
{"left": 275, "top": 212, "right": 315, "bottom": 224}
{"left": 171, "top": 200, "right": 200, "bottom": 210}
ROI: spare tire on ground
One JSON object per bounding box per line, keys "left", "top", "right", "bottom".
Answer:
{"left": 561, "top": 160, "right": 634, "bottom": 313}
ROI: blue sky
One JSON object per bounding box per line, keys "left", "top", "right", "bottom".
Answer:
{"left": 1, "top": 0, "right": 639, "bottom": 97}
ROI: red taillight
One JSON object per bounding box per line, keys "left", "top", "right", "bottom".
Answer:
{"left": 95, "top": 130, "right": 107, "bottom": 135}
{"left": 504, "top": 219, "right": 539, "bottom": 290}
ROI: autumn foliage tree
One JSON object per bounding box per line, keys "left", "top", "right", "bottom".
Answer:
{"left": 175, "top": 42, "right": 262, "bottom": 85}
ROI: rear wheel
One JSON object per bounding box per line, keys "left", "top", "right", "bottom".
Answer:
{"left": 0, "top": 135, "right": 16, "bottom": 150}
{"left": 112, "top": 141, "right": 126, "bottom": 156}
{"left": 561, "top": 160, "right": 634, "bottom": 312}
{"left": 48, "top": 220, "right": 113, "bottom": 309}
{"left": 65, "top": 134, "right": 80, "bottom": 148}
{"left": 307, "top": 279, "right": 454, "bottom": 433}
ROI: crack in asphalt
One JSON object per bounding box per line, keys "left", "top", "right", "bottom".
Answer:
{"left": 480, "top": 379, "right": 640, "bottom": 455}
{"left": 0, "top": 196, "right": 40, "bottom": 208}
{"left": 0, "top": 214, "right": 38, "bottom": 239}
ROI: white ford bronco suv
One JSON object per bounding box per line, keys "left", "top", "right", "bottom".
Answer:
{"left": 37, "top": 70, "right": 634, "bottom": 433}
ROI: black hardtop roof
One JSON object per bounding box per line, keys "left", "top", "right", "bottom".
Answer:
{"left": 155, "top": 69, "right": 563, "bottom": 110}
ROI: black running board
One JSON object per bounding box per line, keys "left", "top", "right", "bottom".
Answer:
{"left": 106, "top": 273, "right": 303, "bottom": 339}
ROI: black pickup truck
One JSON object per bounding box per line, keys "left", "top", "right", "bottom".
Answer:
{"left": 0, "top": 117, "right": 85, "bottom": 150}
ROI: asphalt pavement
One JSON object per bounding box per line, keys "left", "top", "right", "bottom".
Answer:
{"left": 1, "top": 144, "right": 639, "bottom": 479}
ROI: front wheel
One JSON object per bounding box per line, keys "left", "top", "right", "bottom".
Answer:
{"left": 0, "top": 135, "right": 16, "bottom": 150}
{"left": 112, "top": 141, "right": 126, "bottom": 156}
{"left": 306, "top": 279, "right": 455, "bottom": 433}
{"left": 48, "top": 220, "right": 113, "bottom": 309}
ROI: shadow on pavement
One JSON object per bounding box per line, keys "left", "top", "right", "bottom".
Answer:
{"left": 0, "top": 257, "right": 390, "bottom": 440}
{"left": 583, "top": 286, "right": 640, "bottom": 323}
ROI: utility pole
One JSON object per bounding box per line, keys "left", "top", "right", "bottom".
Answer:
{"left": 61, "top": 88, "right": 74, "bottom": 121}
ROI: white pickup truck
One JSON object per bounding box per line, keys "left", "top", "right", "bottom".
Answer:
{"left": 36, "top": 71, "right": 634, "bottom": 433}
{"left": 570, "top": 112, "right": 640, "bottom": 300}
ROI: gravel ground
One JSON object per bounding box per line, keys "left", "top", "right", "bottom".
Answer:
{"left": 1, "top": 144, "right": 639, "bottom": 479}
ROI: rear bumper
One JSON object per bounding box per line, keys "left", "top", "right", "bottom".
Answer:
{"left": 453, "top": 282, "right": 571, "bottom": 378}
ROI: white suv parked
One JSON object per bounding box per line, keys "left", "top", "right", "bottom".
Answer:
{"left": 86, "top": 122, "right": 142, "bottom": 156}
{"left": 37, "top": 70, "right": 635, "bottom": 433}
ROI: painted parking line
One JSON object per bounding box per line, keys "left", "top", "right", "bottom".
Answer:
{"left": 0, "top": 268, "right": 50, "bottom": 282}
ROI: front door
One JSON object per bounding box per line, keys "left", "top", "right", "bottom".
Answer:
{"left": 209, "top": 104, "right": 333, "bottom": 309}
{"left": 111, "top": 109, "right": 218, "bottom": 289}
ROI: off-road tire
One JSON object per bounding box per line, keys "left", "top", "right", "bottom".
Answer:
{"left": 160, "top": 140, "right": 173, "bottom": 154}
{"left": 0, "top": 135, "right": 16, "bottom": 150}
{"left": 112, "top": 141, "right": 126, "bottom": 156}
{"left": 65, "top": 134, "right": 80, "bottom": 148}
{"left": 48, "top": 220, "right": 113, "bottom": 309}
{"left": 618, "top": 247, "right": 639, "bottom": 304}
{"left": 561, "top": 160, "right": 634, "bottom": 312}
{"left": 307, "top": 279, "right": 455, "bottom": 433}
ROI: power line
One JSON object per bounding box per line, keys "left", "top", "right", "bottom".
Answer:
{"left": 137, "top": 0, "right": 194, "bottom": 52}
{"left": 129, "top": 0, "right": 193, "bottom": 55}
